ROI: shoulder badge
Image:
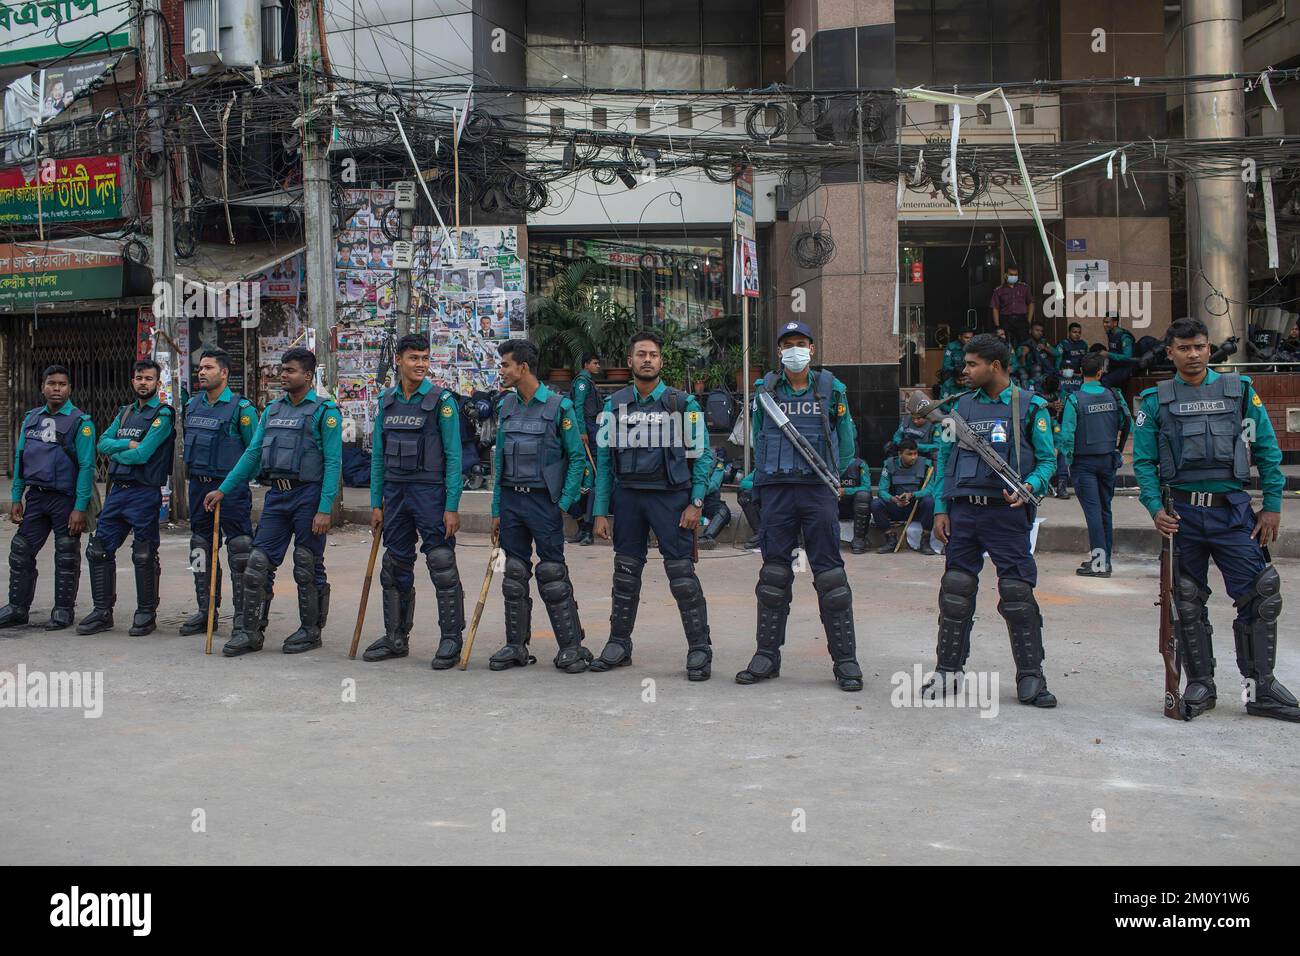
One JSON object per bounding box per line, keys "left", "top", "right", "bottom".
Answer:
{"left": 1135, "top": 410, "right": 1147, "bottom": 427}
{"left": 1252, "top": 392, "right": 1263, "bottom": 408}
{"left": 561, "top": 417, "right": 573, "bottom": 430}
{"left": 441, "top": 404, "right": 453, "bottom": 417}
{"left": 325, "top": 414, "right": 339, "bottom": 428}
{"left": 151, "top": 417, "right": 162, "bottom": 428}
{"left": 81, "top": 425, "right": 92, "bottom": 437}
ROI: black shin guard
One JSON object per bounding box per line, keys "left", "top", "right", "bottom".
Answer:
{"left": 283, "top": 546, "right": 322, "bottom": 653}
{"left": 128, "top": 538, "right": 160, "bottom": 635}
{"left": 428, "top": 547, "right": 464, "bottom": 668}
{"left": 538, "top": 560, "right": 590, "bottom": 673}
{"left": 851, "top": 492, "right": 872, "bottom": 553}
{"left": 666, "top": 558, "right": 711, "bottom": 680}
{"left": 1233, "top": 566, "right": 1299, "bottom": 721}
{"left": 226, "top": 535, "right": 252, "bottom": 642}
{"left": 46, "top": 533, "right": 80, "bottom": 630}
{"left": 180, "top": 533, "right": 217, "bottom": 636}
{"left": 225, "top": 548, "right": 270, "bottom": 656}
{"left": 926, "top": 569, "right": 976, "bottom": 697}
{"left": 998, "top": 577, "right": 1056, "bottom": 707}
{"left": 1175, "top": 575, "right": 1217, "bottom": 717}
{"left": 490, "top": 556, "right": 535, "bottom": 670}
{"left": 592, "top": 553, "right": 643, "bottom": 672}
{"left": 363, "top": 553, "right": 412, "bottom": 661}
{"left": 736, "top": 559, "right": 792, "bottom": 683}
{"left": 700, "top": 502, "right": 730, "bottom": 541}
{"left": 815, "top": 567, "right": 862, "bottom": 690}
{"left": 0, "top": 534, "right": 37, "bottom": 628}
{"left": 76, "top": 536, "right": 115, "bottom": 634}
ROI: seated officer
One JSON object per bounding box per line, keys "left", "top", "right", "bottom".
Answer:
{"left": 736, "top": 470, "right": 761, "bottom": 549}
{"left": 885, "top": 413, "right": 940, "bottom": 463}
{"left": 698, "top": 448, "right": 734, "bottom": 549}
{"left": 839, "top": 454, "right": 873, "bottom": 554}
{"left": 871, "top": 439, "right": 936, "bottom": 554}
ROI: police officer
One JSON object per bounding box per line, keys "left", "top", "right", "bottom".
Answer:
{"left": 886, "top": 412, "right": 940, "bottom": 462}
{"left": 1101, "top": 314, "right": 1137, "bottom": 390}
{"left": 1056, "top": 322, "right": 1090, "bottom": 396}
{"left": 588, "top": 331, "right": 714, "bottom": 679}
{"left": 77, "top": 360, "right": 175, "bottom": 637}
{"left": 840, "top": 453, "right": 873, "bottom": 555}
{"left": 1061, "top": 353, "right": 1130, "bottom": 577}
{"left": 1017, "top": 321, "right": 1058, "bottom": 390}
{"left": 1134, "top": 317, "right": 1297, "bottom": 722}
{"left": 205, "top": 347, "right": 342, "bottom": 657}
{"left": 566, "top": 353, "right": 602, "bottom": 547}
{"left": 697, "top": 448, "right": 734, "bottom": 549}
{"left": 926, "top": 333, "right": 1059, "bottom": 708}
{"left": 180, "top": 349, "right": 256, "bottom": 639}
{"left": 488, "top": 339, "right": 591, "bottom": 673}
{"left": 736, "top": 470, "right": 761, "bottom": 549}
{"left": 938, "top": 330, "right": 973, "bottom": 397}
{"left": 1036, "top": 374, "right": 1071, "bottom": 500}
{"left": 0, "top": 365, "right": 95, "bottom": 631}
{"left": 736, "top": 320, "right": 863, "bottom": 692}
{"left": 872, "top": 439, "right": 936, "bottom": 555}
{"left": 363, "top": 333, "right": 465, "bottom": 668}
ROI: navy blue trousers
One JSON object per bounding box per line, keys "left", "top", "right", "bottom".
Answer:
{"left": 758, "top": 482, "right": 843, "bottom": 574}
{"left": 1171, "top": 491, "right": 1268, "bottom": 604}
{"left": 382, "top": 481, "right": 451, "bottom": 591}
{"left": 1071, "top": 454, "right": 1117, "bottom": 562}
{"left": 189, "top": 477, "right": 253, "bottom": 542}
{"left": 611, "top": 487, "right": 693, "bottom": 561}
{"left": 17, "top": 487, "right": 75, "bottom": 550}
{"left": 943, "top": 497, "right": 1037, "bottom": 586}
{"left": 96, "top": 483, "right": 161, "bottom": 555}
{"left": 253, "top": 482, "right": 326, "bottom": 588}
{"left": 871, "top": 495, "right": 934, "bottom": 531}
{"left": 499, "top": 487, "right": 564, "bottom": 564}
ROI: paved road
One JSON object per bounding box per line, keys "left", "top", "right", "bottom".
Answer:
{"left": 1, "top": 525, "right": 1297, "bottom": 864}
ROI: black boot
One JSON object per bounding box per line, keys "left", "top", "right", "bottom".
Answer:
{"left": 538, "top": 560, "right": 591, "bottom": 673}
{"left": 128, "top": 538, "right": 160, "bottom": 636}
{"left": 283, "top": 546, "right": 323, "bottom": 653}
{"left": 226, "top": 535, "right": 252, "bottom": 646}
{"left": 428, "top": 547, "right": 465, "bottom": 670}
{"left": 1175, "top": 576, "right": 1216, "bottom": 718}
{"left": 999, "top": 577, "right": 1056, "bottom": 707}
{"left": 816, "top": 567, "right": 863, "bottom": 691}
{"left": 851, "top": 515, "right": 871, "bottom": 555}
{"left": 739, "top": 490, "right": 762, "bottom": 550}
{"left": 45, "top": 532, "right": 80, "bottom": 631}
{"left": 1233, "top": 566, "right": 1300, "bottom": 722}
{"left": 363, "top": 554, "right": 411, "bottom": 661}
{"left": 76, "top": 537, "right": 115, "bottom": 635}
{"left": 489, "top": 556, "right": 536, "bottom": 670}
{"left": 736, "top": 560, "right": 792, "bottom": 684}
{"left": 577, "top": 522, "right": 594, "bottom": 547}
{"left": 0, "top": 535, "right": 37, "bottom": 629}
{"left": 591, "top": 554, "right": 643, "bottom": 672}
{"left": 179, "top": 533, "right": 218, "bottom": 636}
{"left": 921, "top": 569, "right": 976, "bottom": 699}
{"left": 876, "top": 531, "right": 898, "bottom": 554}
{"left": 224, "top": 548, "right": 269, "bottom": 656}
{"left": 667, "top": 558, "right": 711, "bottom": 681}
{"left": 916, "top": 532, "right": 938, "bottom": 556}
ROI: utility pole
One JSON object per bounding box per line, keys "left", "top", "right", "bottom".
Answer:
{"left": 297, "top": 0, "right": 343, "bottom": 521}
{"left": 142, "top": 0, "right": 184, "bottom": 518}
{"left": 392, "top": 180, "right": 415, "bottom": 337}
{"left": 1182, "top": 0, "right": 1247, "bottom": 353}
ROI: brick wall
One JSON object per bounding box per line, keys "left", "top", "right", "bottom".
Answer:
{"left": 1248, "top": 373, "right": 1300, "bottom": 454}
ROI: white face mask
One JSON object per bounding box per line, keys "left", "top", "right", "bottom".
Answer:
{"left": 1007, "top": 275, "right": 1019, "bottom": 284}
{"left": 781, "top": 346, "right": 811, "bottom": 372}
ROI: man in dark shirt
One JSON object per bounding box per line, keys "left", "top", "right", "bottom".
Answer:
{"left": 990, "top": 265, "right": 1034, "bottom": 347}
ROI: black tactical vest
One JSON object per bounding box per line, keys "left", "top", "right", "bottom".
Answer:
{"left": 108, "top": 402, "right": 175, "bottom": 486}
{"left": 1074, "top": 388, "right": 1123, "bottom": 458}
{"left": 943, "top": 389, "right": 1037, "bottom": 498}
{"left": 498, "top": 392, "right": 566, "bottom": 501}
{"left": 887, "top": 456, "right": 928, "bottom": 495}
{"left": 380, "top": 386, "right": 446, "bottom": 484}
{"left": 259, "top": 395, "right": 325, "bottom": 482}
{"left": 184, "top": 394, "right": 247, "bottom": 478}
{"left": 754, "top": 370, "right": 838, "bottom": 487}
{"left": 17, "top": 407, "right": 83, "bottom": 495}
{"left": 1156, "top": 374, "right": 1250, "bottom": 484}
{"left": 607, "top": 384, "right": 692, "bottom": 492}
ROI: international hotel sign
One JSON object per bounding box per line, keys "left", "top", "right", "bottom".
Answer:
{"left": 0, "top": 242, "right": 122, "bottom": 307}
{"left": 0, "top": 155, "right": 121, "bottom": 224}
{"left": 0, "top": 0, "right": 132, "bottom": 67}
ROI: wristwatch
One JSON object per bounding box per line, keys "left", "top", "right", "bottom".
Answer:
{"left": 692, "top": 497, "right": 703, "bottom": 508}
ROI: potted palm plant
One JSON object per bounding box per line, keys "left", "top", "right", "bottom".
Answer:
{"left": 529, "top": 260, "right": 601, "bottom": 386}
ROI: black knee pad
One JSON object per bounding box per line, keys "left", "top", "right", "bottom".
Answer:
{"left": 1175, "top": 575, "right": 1209, "bottom": 623}
{"left": 996, "top": 577, "right": 1038, "bottom": 624}
{"left": 756, "top": 560, "right": 794, "bottom": 608}
{"left": 1237, "top": 565, "right": 1282, "bottom": 623}
{"left": 226, "top": 534, "right": 252, "bottom": 568}
{"left": 939, "top": 569, "right": 978, "bottom": 618}
{"left": 813, "top": 567, "right": 852, "bottom": 612}
{"left": 246, "top": 547, "right": 271, "bottom": 580}
{"left": 380, "top": 552, "right": 411, "bottom": 590}
{"left": 53, "top": 533, "right": 79, "bottom": 569}
{"left": 613, "top": 554, "right": 645, "bottom": 593}
{"left": 189, "top": 532, "right": 209, "bottom": 560}
{"left": 427, "top": 546, "right": 460, "bottom": 589}
{"left": 131, "top": 537, "right": 157, "bottom": 569}
{"left": 292, "top": 546, "right": 315, "bottom": 586}
{"left": 536, "top": 560, "right": 572, "bottom": 605}
{"left": 665, "top": 559, "right": 702, "bottom": 603}
{"left": 85, "top": 536, "right": 108, "bottom": 563}
{"left": 502, "top": 556, "right": 530, "bottom": 600}
{"left": 10, "top": 534, "right": 34, "bottom": 568}
{"left": 852, "top": 492, "right": 873, "bottom": 519}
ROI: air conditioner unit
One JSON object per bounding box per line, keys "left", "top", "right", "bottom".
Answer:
{"left": 185, "top": 0, "right": 263, "bottom": 72}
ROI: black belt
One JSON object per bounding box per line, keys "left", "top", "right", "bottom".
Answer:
{"left": 29, "top": 485, "right": 71, "bottom": 496}
{"left": 1169, "top": 488, "right": 1233, "bottom": 508}
{"left": 267, "top": 478, "right": 308, "bottom": 491}
{"left": 953, "top": 495, "right": 1010, "bottom": 507}
{"left": 503, "top": 484, "right": 546, "bottom": 494}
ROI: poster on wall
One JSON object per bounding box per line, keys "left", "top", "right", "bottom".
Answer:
{"left": 334, "top": 187, "right": 525, "bottom": 448}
